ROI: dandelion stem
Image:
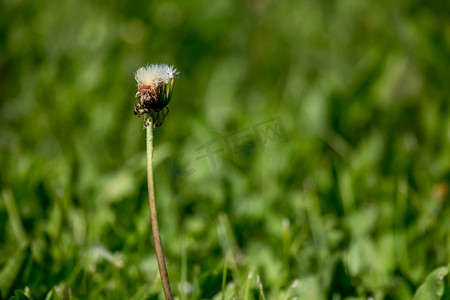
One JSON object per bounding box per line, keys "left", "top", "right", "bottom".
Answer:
{"left": 146, "top": 116, "right": 173, "bottom": 300}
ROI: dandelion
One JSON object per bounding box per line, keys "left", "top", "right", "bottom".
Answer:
{"left": 134, "top": 64, "right": 178, "bottom": 300}
{"left": 134, "top": 64, "right": 178, "bottom": 127}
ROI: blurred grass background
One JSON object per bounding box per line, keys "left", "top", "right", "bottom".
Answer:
{"left": 1, "top": 0, "right": 449, "bottom": 299}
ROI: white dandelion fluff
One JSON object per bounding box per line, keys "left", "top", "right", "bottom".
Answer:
{"left": 135, "top": 64, "right": 178, "bottom": 86}
{"left": 134, "top": 63, "right": 179, "bottom": 126}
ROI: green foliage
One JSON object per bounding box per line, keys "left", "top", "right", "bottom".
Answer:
{"left": 1, "top": 0, "right": 449, "bottom": 299}
{"left": 10, "top": 290, "right": 31, "bottom": 300}
{"left": 413, "top": 265, "right": 448, "bottom": 300}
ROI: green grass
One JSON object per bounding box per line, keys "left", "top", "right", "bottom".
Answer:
{"left": 1, "top": 0, "right": 449, "bottom": 299}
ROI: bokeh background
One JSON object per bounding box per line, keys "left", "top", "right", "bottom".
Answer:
{"left": 1, "top": 0, "right": 449, "bottom": 299}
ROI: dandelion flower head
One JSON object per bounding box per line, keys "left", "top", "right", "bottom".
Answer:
{"left": 135, "top": 64, "right": 178, "bottom": 87}
{"left": 133, "top": 63, "right": 179, "bottom": 127}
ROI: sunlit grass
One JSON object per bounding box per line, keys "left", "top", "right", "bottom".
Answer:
{"left": 0, "top": 0, "right": 449, "bottom": 299}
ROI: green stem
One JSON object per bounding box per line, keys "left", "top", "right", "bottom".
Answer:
{"left": 146, "top": 117, "right": 173, "bottom": 300}
{"left": 221, "top": 261, "right": 227, "bottom": 300}
{"left": 243, "top": 271, "right": 252, "bottom": 300}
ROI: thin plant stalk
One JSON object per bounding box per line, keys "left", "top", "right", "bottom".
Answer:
{"left": 221, "top": 261, "right": 227, "bottom": 300}
{"left": 146, "top": 116, "right": 173, "bottom": 300}
{"left": 243, "top": 271, "right": 253, "bottom": 300}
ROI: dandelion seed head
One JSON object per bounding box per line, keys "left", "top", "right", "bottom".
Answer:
{"left": 135, "top": 64, "right": 178, "bottom": 86}
{"left": 133, "top": 63, "right": 179, "bottom": 126}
